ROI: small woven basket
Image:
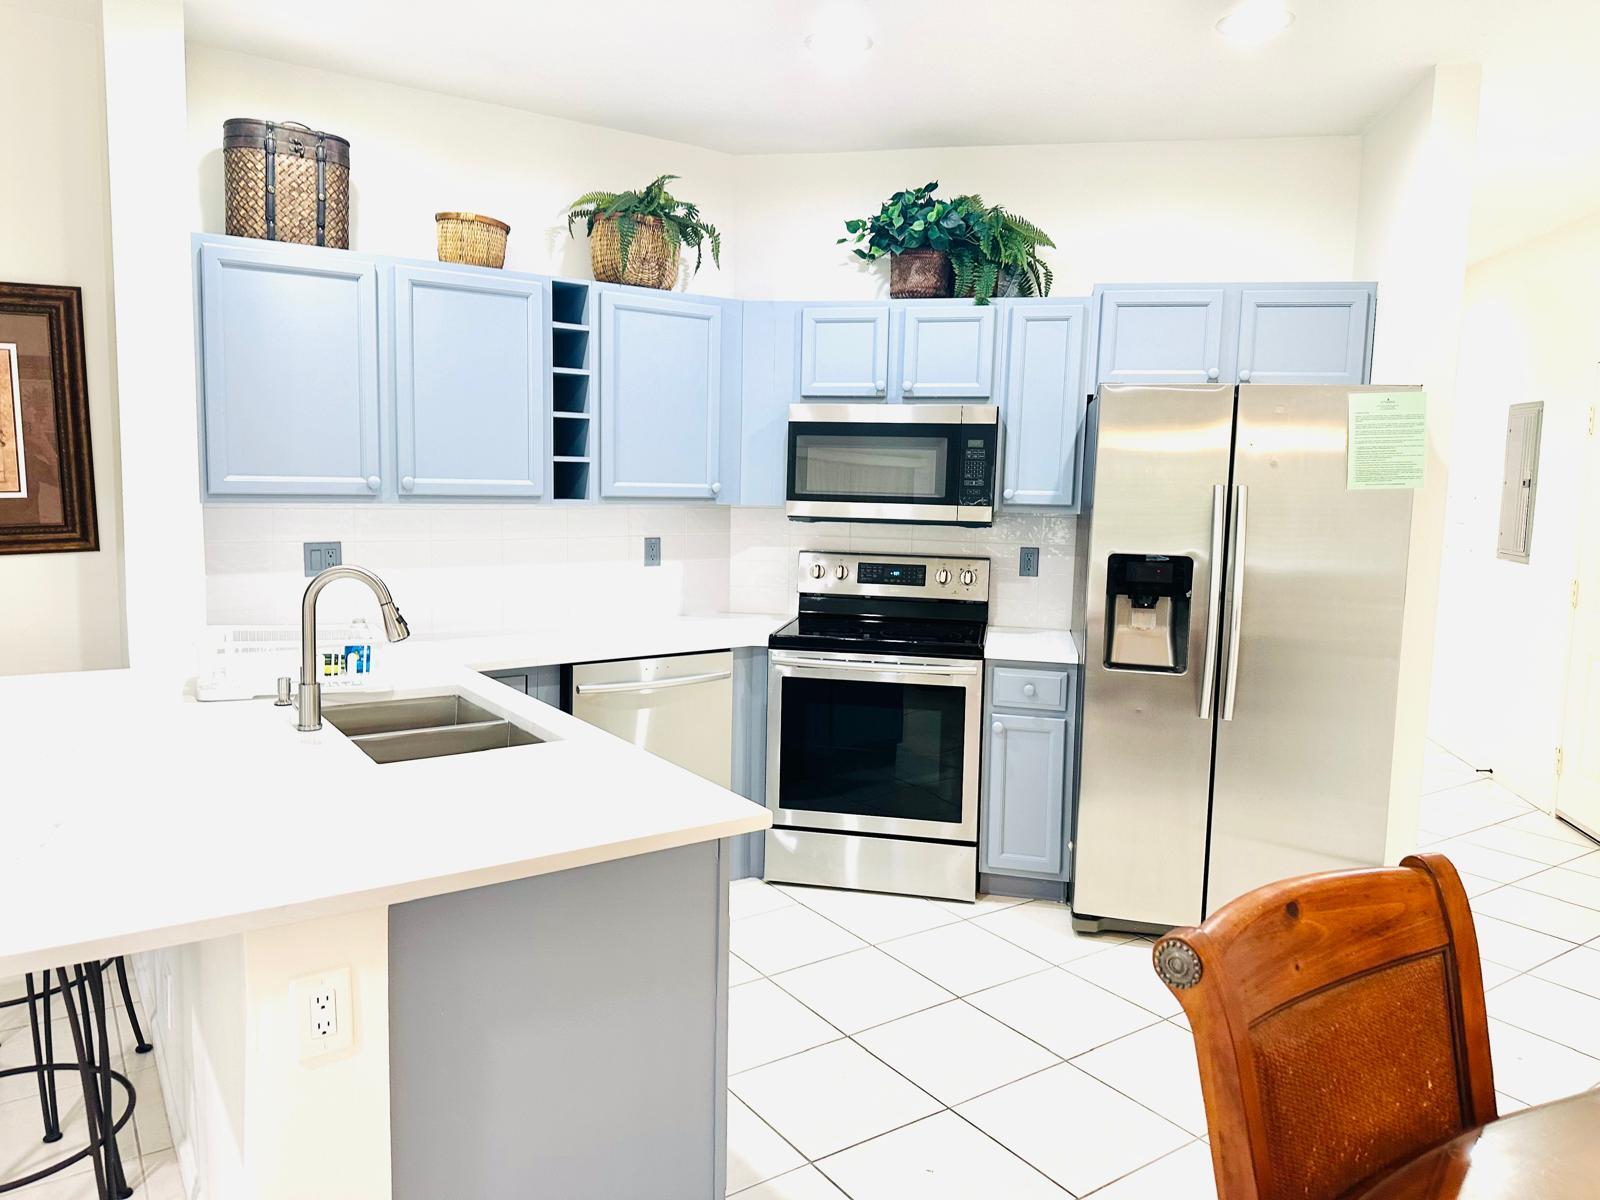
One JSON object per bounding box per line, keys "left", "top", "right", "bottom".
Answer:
{"left": 589, "top": 215, "right": 679, "bottom": 290}
{"left": 435, "top": 212, "right": 510, "bottom": 268}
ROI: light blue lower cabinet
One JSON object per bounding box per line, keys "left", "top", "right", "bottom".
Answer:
{"left": 981, "top": 663, "right": 1076, "bottom": 885}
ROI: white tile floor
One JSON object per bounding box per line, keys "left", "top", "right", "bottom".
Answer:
{"left": 727, "top": 743, "right": 1600, "bottom": 1197}
{"left": 0, "top": 977, "right": 180, "bottom": 1198}
{"left": 5, "top": 743, "right": 1597, "bottom": 1198}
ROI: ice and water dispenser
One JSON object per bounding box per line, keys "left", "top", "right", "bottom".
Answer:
{"left": 1104, "top": 555, "right": 1193, "bottom": 672}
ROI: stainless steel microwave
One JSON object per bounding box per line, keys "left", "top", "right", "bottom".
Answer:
{"left": 785, "top": 403, "right": 999, "bottom": 526}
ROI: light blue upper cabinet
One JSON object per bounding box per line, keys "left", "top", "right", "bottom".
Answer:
{"left": 799, "top": 306, "right": 890, "bottom": 398}
{"left": 1236, "top": 287, "right": 1373, "bottom": 385}
{"left": 393, "top": 266, "right": 547, "bottom": 498}
{"left": 900, "top": 305, "right": 996, "bottom": 399}
{"left": 599, "top": 291, "right": 722, "bottom": 499}
{"left": 1000, "top": 302, "right": 1090, "bottom": 508}
{"left": 199, "top": 242, "right": 382, "bottom": 497}
{"left": 982, "top": 711, "right": 1069, "bottom": 878}
{"left": 1096, "top": 288, "right": 1227, "bottom": 385}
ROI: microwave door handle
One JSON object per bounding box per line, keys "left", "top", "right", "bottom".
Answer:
{"left": 1199, "top": 483, "right": 1225, "bottom": 720}
{"left": 1221, "top": 484, "right": 1247, "bottom": 721}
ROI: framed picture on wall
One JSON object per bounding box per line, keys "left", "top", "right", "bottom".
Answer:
{"left": 0, "top": 282, "right": 98, "bottom": 554}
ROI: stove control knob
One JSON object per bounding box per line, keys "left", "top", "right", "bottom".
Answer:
{"left": 959, "top": 569, "right": 977, "bottom": 586}
{"left": 835, "top": 564, "right": 850, "bottom": 580}
{"left": 809, "top": 562, "right": 827, "bottom": 580}
{"left": 935, "top": 568, "right": 951, "bottom": 585}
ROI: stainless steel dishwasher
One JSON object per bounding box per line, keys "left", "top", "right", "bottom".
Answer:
{"left": 569, "top": 650, "right": 734, "bottom": 787}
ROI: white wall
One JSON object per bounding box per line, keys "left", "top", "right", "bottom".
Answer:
{"left": 0, "top": 0, "right": 126, "bottom": 675}
{"left": 734, "top": 136, "right": 1364, "bottom": 299}
{"left": 101, "top": 0, "right": 207, "bottom": 677}
{"left": 183, "top": 46, "right": 741, "bottom": 295}
{"left": 1352, "top": 65, "right": 1482, "bottom": 858}
{"left": 1430, "top": 210, "right": 1600, "bottom": 804}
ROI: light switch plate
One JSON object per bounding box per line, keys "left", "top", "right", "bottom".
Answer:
{"left": 1019, "top": 546, "right": 1040, "bottom": 577}
{"left": 290, "top": 965, "right": 353, "bottom": 1063}
{"left": 643, "top": 536, "right": 661, "bottom": 567}
{"left": 304, "top": 541, "right": 343, "bottom": 576}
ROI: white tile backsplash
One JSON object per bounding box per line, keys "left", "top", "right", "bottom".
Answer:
{"left": 202, "top": 504, "right": 1074, "bottom": 636}
{"left": 202, "top": 503, "right": 734, "bottom": 634}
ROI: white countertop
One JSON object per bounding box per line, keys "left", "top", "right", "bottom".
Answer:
{"left": 0, "top": 621, "right": 781, "bottom": 978}
{"left": 984, "top": 626, "right": 1080, "bottom": 666}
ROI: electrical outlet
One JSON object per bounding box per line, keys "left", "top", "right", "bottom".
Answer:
{"left": 643, "top": 536, "right": 662, "bottom": 567}
{"left": 303, "top": 541, "right": 343, "bottom": 576}
{"left": 290, "top": 966, "right": 353, "bottom": 1063}
{"left": 1019, "top": 546, "right": 1040, "bottom": 577}
{"left": 310, "top": 987, "right": 338, "bottom": 1040}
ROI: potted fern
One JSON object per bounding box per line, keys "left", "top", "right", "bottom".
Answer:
{"left": 839, "top": 181, "right": 967, "bottom": 298}
{"left": 950, "top": 199, "right": 1055, "bottom": 304}
{"left": 565, "top": 174, "right": 721, "bottom": 291}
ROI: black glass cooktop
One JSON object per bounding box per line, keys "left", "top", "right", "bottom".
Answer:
{"left": 769, "top": 612, "right": 987, "bottom": 660}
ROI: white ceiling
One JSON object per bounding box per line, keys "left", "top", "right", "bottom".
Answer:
{"left": 182, "top": 0, "right": 1600, "bottom": 260}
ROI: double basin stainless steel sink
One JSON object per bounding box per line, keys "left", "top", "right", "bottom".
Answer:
{"left": 324, "top": 693, "right": 544, "bottom": 764}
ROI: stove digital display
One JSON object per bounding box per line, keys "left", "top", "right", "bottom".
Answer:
{"left": 857, "top": 562, "right": 926, "bottom": 586}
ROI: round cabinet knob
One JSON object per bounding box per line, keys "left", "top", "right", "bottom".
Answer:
{"left": 401, "top": 476, "right": 415, "bottom": 492}
{"left": 992, "top": 721, "right": 1005, "bottom": 735}
{"left": 959, "top": 569, "right": 976, "bottom": 586}
{"left": 711, "top": 481, "right": 722, "bottom": 495}
{"left": 875, "top": 379, "right": 886, "bottom": 394}
{"left": 1003, "top": 488, "right": 1016, "bottom": 501}
{"left": 903, "top": 380, "right": 915, "bottom": 394}
{"left": 1207, "top": 367, "right": 1220, "bottom": 381}
{"left": 835, "top": 564, "right": 849, "bottom": 580}
{"left": 1023, "top": 683, "right": 1037, "bottom": 697}
{"left": 366, "top": 475, "right": 381, "bottom": 491}
{"left": 935, "top": 568, "right": 951, "bottom": 585}
{"left": 1239, "top": 369, "right": 1252, "bottom": 383}
{"left": 809, "top": 562, "right": 827, "bottom": 579}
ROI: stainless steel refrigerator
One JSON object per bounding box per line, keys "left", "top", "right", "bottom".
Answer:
{"left": 1071, "top": 384, "right": 1419, "bottom": 932}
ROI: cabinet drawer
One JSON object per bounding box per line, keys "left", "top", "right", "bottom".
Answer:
{"left": 991, "top": 667, "right": 1070, "bottom": 712}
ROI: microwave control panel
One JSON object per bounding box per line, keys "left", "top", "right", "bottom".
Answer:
{"left": 958, "top": 436, "right": 995, "bottom": 507}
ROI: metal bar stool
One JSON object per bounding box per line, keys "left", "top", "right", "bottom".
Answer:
{"left": 0, "top": 957, "right": 148, "bottom": 1197}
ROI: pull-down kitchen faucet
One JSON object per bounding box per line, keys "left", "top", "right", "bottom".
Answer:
{"left": 298, "top": 565, "right": 410, "bottom": 731}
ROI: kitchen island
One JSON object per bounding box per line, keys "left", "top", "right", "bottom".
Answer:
{"left": 0, "top": 629, "right": 772, "bottom": 1199}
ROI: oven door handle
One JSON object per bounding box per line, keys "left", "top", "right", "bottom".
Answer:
{"left": 769, "top": 652, "right": 981, "bottom": 679}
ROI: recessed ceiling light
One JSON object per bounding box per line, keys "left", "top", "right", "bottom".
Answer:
{"left": 1216, "top": 0, "right": 1295, "bottom": 45}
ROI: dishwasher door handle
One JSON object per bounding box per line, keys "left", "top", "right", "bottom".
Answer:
{"left": 573, "top": 670, "right": 732, "bottom": 696}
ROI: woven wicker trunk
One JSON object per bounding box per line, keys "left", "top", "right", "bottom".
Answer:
{"left": 223, "top": 119, "right": 350, "bottom": 248}
{"left": 589, "top": 215, "right": 679, "bottom": 290}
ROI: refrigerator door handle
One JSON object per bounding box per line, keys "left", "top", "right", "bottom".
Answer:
{"left": 1199, "top": 483, "right": 1226, "bottom": 719}
{"left": 1222, "top": 484, "right": 1248, "bottom": 721}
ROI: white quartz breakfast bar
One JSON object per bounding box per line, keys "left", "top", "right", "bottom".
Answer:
{"left": 0, "top": 612, "right": 1076, "bottom": 1198}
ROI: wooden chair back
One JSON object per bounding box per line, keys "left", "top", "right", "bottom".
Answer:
{"left": 1152, "top": 853, "right": 1497, "bottom": 1200}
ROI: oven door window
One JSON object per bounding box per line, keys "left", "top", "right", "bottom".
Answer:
{"left": 788, "top": 424, "right": 959, "bottom": 504}
{"left": 778, "top": 676, "right": 965, "bottom": 825}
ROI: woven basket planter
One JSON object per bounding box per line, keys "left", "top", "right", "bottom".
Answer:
{"left": 222, "top": 119, "right": 350, "bottom": 248}
{"left": 589, "top": 215, "right": 679, "bottom": 290}
{"left": 890, "top": 248, "right": 954, "bottom": 299}
{"left": 435, "top": 212, "right": 510, "bottom": 268}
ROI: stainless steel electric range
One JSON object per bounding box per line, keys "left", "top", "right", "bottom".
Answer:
{"left": 764, "top": 551, "right": 991, "bottom": 902}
